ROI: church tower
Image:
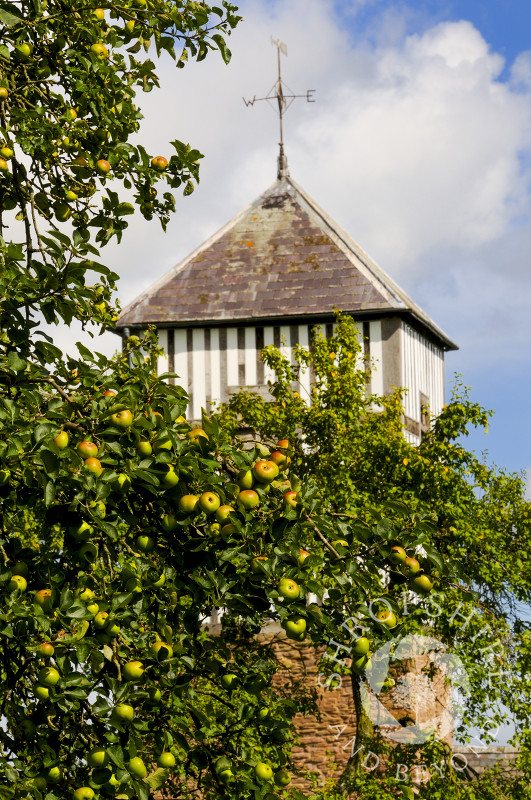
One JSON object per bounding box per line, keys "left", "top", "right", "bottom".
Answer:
{"left": 116, "top": 164, "right": 456, "bottom": 442}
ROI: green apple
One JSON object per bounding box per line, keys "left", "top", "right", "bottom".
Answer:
{"left": 389, "top": 545, "right": 407, "bottom": 565}
{"left": 161, "top": 513, "right": 178, "bottom": 532}
{"left": 113, "top": 474, "right": 131, "bottom": 493}
{"left": 179, "top": 494, "right": 199, "bottom": 513}
{"left": 270, "top": 450, "right": 288, "bottom": 468}
{"left": 128, "top": 757, "right": 147, "bottom": 779}
{"left": 219, "top": 768, "right": 235, "bottom": 784}
{"left": 253, "top": 460, "right": 279, "bottom": 484}
{"left": 76, "top": 586, "right": 95, "bottom": 602}
{"left": 37, "top": 642, "right": 55, "bottom": 657}
{"left": 90, "top": 500, "right": 106, "bottom": 519}
{"left": 274, "top": 769, "right": 291, "bottom": 787}
{"left": 84, "top": 457, "right": 103, "bottom": 477}
{"left": 122, "top": 661, "right": 145, "bottom": 681}
{"left": 284, "top": 491, "right": 300, "bottom": 508}
{"left": 246, "top": 674, "right": 267, "bottom": 694}
{"left": 147, "top": 686, "right": 161, "bottom": 703}
{"left": 332, "top": 539, "right": 349, "bottom": 549}
{"left": 111, "top": 409, "right": 133, "bottom": 427}
{"left": 73, "top": 788, "right": 95, "bottom": 800}
{"left": 282, "top": 615, "right": 307, "bottom": 641}
{"left": 151, "top": 156, "right": 168, "bottom": 171}
{"left": 151, "top": 572, "right": 165, "bottom": 588}
{"left": 53, "top": 430, "right": 69, "bottom": 449}
{"left": 38, "top": 666, "right": 60, "bottom": 686}
{"left": 112, "top": 703, "right": 134, "bottom": 724}
{"left": 411, "top": 573, "right": 433, "bottom": 594}
{"left": 87, "top": 747, "right": 109, "bottom": 768}
{"left": 352, "top": 653, "right": 372, "bottom": 674}
{"left": 11, "top": 561, "right": 27, "bottom": 576}
{"left": 237, "top": 489, "right": 259, "bottom": 510}
{"left": 377, "top": 610, "right": 398, "bottom": 629}
{"left": 157, "top": 751, "right": 176, "bottom": 768}
{"left": 221, "top": 673, "right": 239, "bottom": 691}
{"left": 103, "top": 774, "right": 120, "bottom": 795}
{"left": 278, "top": 577, "right": 300, "bottom": 602}
{"left": 137, "top": 439, "right": 152, "bottom": 457}
{"left": 298, "top": 548, "right": 310, "bottom": 564}
{"left": 93, "top": 611, "right": 109, "bottom": 629}
{"left": 255, "top": 762, "right": 273, "bottom": 782}
{"left": 34, "top": 684, "right": 50, "bottom": 701}
{"left": 15, "top": 42, "right": 34, "bottom": 60}
{"left": 162, "top": 466, "right": 179, "bottom": 488}
{"left": 153, "top": 436, "right": 172, "bottom": 452}
{"left": 77, "top": 440, "right": 98, "bottom": 458}
{"left": 105, "top": 618, "right": 120, "bottom": 637}
{"left": 87, "top": 601, "right": 100, "bottom": 616}
{"left": 258, "top": 706, "right": 270, "bottom": 721}
{"left": 199, "top": 491, "right": 220, "bottom": 515}
{"left": 136, "top": 534, "right": 155, "bottom": 552}
{"left": 96, "top": 158, "right": 111, "bottom": 175}
{"left": 71, "top": 521, "right": 93, "bottom": 542}
{"left": 237, "top": 469, "right": 254, "bottom": 489}
{"left": 402, "top": 557, "right": 420, "bottom": 576}
{"left": 46, "top": 765, "right": 62, "bottom": 784}
{"left": 187, "top": 428, "right": 208, "bottom": 446}
{"left": 8, "top": 574, "right": 27, "bottom": 592}
{"left": 150, "top": 640, "right": 173, "bottom": 660}
{"left": 33, "top": 776, "right": 48, "bottom": 790}
{"left": 251, "top": 555, "right": 268, "bottom": 573}
{"left": 0, "top": 87, "right": 9, "bottom": 100}
{"left": 215, "top": 504, "right": 234, "bottom": 522}
{"left": 34, "top": 588, "right": 53, "bottom": 611}
{"left": 352, "top": 637, "right": 370, "bottom": 656}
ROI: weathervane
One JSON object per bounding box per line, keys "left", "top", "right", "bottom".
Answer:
{"left": 243, "top": 37, "right": 315, "bottom": 179}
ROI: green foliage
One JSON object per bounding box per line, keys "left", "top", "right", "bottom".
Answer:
{"left": 217, "top": 312, "right": 531, "bottom": 790}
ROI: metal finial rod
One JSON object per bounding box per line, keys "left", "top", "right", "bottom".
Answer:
{"left": 243, "top": 38, "right": 315, "bottom": 180}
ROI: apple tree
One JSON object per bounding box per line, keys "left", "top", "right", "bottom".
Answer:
{"left": 217, "top": 313, "right": 531, "bottom": 794}
{"left": 0, "top": 4, "right": 464, "bottom": 800}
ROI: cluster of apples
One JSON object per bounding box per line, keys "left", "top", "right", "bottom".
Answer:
{"left": 214, "top": 755, "right": 291, "bottom": 790}
{"left": 70, "top": 743, "right": 176, "bottom": 798}
{"left": 388, "top": 545, "right": 434, "bottom": 594}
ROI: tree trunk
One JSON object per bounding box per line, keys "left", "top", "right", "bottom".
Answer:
{"left": 335, "top": 674, "right": 375, "bottom": 794}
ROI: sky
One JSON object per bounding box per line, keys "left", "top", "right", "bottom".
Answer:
{"left": 58, "top": 0, "right": 531, "bottom": 494}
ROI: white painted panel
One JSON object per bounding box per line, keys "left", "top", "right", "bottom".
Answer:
{"left": 226, "top": 327, "right": 238, "bottom": 386}
{"left": 245, "top": 326, "right": 257, "bottom": 386}
{"left": 210, "top": 328, "right": 221, "bottom": 408}
{"left": 353, "top": 321, "right": 364, "bottom": 372}
{"left": 157, "top": 329, "right": 168, "bottom": 378}
{"left": 174, "top": 329, "right": 188, "bottom": 395}
{"left": 192, "top": 328, "right": 206, "bottom": 420}
{"left": 369, "top": 320, "right": 384, "bottom": 397}
{"left": 298, "top": 324, "right": 311, "bottom": 403}
{"left": 263, "top": 326, "right": 275, "bottom": 385}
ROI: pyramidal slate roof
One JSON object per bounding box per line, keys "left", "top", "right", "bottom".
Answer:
{"left": 117, "top": 175, "right": 457, "bottom": 350}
